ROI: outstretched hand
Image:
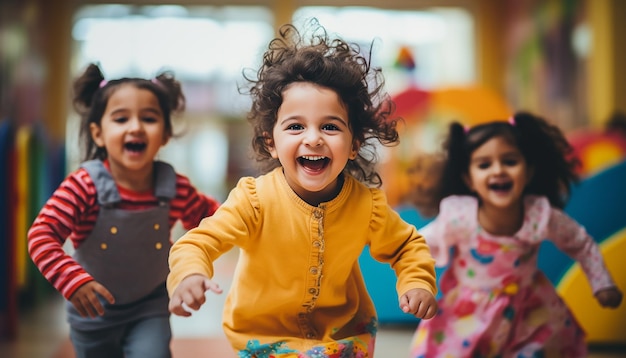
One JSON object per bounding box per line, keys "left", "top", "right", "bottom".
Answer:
{"left": 400, "top": 288, "right": 438, "bottom": 320}
{"left": 595, "top": 286, "right": 623, "bottom": 308}
{"left": 69, "top": 280, "right": 115, "bottom": 318}
{"left": 168, "top": 274, "right": 223, "bottom": 317}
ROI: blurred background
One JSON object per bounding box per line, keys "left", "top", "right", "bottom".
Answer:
{"left": 1, "top": 0, "right": 626, "bottom": 357}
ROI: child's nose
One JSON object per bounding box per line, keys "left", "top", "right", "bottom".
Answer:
{"left": 492, "top": 162, "right": 504, "bottom": 173}
{"left": 128, "top": 117, "right": 143, "bottom": 131}
{"left": 303, "top": 130, "right": 323, "bottom": 146}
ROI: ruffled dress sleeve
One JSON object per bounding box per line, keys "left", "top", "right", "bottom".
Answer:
{"left": 421, "top": 195, "right": 478, "bottom": 267}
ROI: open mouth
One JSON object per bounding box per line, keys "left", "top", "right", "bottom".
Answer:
{"left": 124, "top": 141, "right": 147, "bottom": 153}
{"left": 297, "top": 155, "right": 330, "bottom": 171}
{"left": 488, "top": 182, "right": 513, "bottom": 192}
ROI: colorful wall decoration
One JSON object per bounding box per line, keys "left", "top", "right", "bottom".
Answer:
{"left": 567, "top": 112, "right": 626, "bottom": 177}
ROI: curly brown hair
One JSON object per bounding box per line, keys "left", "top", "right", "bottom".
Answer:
{"left": 240, "top": 19, "right": 401, "bottom": 187}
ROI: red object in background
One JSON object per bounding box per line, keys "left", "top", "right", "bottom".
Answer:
{"left": 391, "top": 87, "right": 432, "bottom": 120}
{"left": 390, "top": 86, "right": 511, "bottom": 126}
{"left": 567, "top": 129, "right": 626, "bottom": 177}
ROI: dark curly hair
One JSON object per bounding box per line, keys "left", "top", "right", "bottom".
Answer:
{"left": 438, "top": 111, "right": 580, "bottom": 209}
{"left": 73, "top": 63, "right": 186, "bottom": 161}
{"left": 240, "top": 19, "right": 400, "bottom": 187}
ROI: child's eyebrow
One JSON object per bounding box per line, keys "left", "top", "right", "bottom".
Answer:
{"left": 141, "top": 107, "right": 163, "bottom": 116}
{"left": 108, "top": 107, "right": 162, "bottom": 116}
{"left": 470, "top": 156, "right": 490, "bottom": 163}
{"left": 323, "top": 116, "right": 349, "bottom": 127}
{"left": 471, "top": 152, "right": 521, "bottom": 162}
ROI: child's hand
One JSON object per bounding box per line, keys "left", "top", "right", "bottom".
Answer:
{"left": 69, "top": 281, "right": 115, "bottom": 318}
{"left": 595, "top": 287, "right": 623, "bottom": 308}
{"left": 168, "top": 274, "right": 223, "bottom": 317}
{"left": 400, "top": 288, "right": 438, "bottom": 320}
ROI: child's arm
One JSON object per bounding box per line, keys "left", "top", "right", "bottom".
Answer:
{"left": 548, "top": 208, "right": 623, "bottom": 308}
{"left": 27, "top": 171, "right": 98, "bottom": 300}
{"left": 167, "top": 177, "right": 258, "bottom": 302}
{"left": 367, "top": 190, "right": 438, "bottom": 304}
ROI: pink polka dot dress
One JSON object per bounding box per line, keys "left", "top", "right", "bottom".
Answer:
{"left": 410, "top": 195, "right": 616, "bottom": 358}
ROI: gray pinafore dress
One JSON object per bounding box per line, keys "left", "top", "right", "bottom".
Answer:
{"left": 68, "top": 160, "right": 176, "bottom": 330}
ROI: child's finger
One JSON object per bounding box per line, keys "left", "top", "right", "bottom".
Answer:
{"left": 82, "top": 295, "right": 100, "bottom": 318}
{"left": 203, "top": 279, "right": 223, "bottom": 294}
{"left": 169, "top": 297, "right": 192, "bottom": 317}
{"left": 72, "top": 299, "right": 88, "bottom": 318}
{"left": 94, "top": 284, "right": 115, "bottom": 305}
{"left": 423, "top": 304, "right": 437, "bottom": 319}
{"left": 399, "top": 295, "right": 411, "bottom": 313}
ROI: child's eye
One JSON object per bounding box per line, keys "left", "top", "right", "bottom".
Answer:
{"left": 286, "top": 124, "right": 304, "bottom": 131}
{"left": 142, "top": 116, "right": 158, "bottom": 123}
{"left": 113, "top": 117, "right": 128, "bottom": 123}
{"left": 322, "top": 124, "right": 339, "bottom": 131}
{"left": 503, "top": 159, "right": 518, "bottom": 166}
{"left": 477, "top": 162, "right": 491, "bottom": 170}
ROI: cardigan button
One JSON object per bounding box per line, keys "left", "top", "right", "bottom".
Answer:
{"left": 154, "top": 223, "right": 160, "bottom": 230}
{"left": 100, "top": 243, "right": 107, "bottom": 250}
{"left": 155, "top": 242, "right": 163, "bottom": 250}
{"left": 310, "top": 267, "right": 318, "bottom": 275}
{"left": 306, "top": 332, "right": 315, "bottom": 339}
{"left": 110, "top": 226, "right": 118, "bottom": 234}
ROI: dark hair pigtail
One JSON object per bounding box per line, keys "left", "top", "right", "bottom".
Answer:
{"left": 74, "top": 63, "right": 107, "bottom": 161}
{"left": 73, "top": 63, "right": 105, "bottom": 115}
{"left": 154, "top": 71, "right": 185, "bottom": 114}
{"left": 513, "top": 111, "right": 579, "bottom": 208}
{"left": 441, "top": 122, "right": 472, "bottom": 199}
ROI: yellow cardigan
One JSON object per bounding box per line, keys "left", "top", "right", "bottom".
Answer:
{"left": 167, "top": 167, "right": 436, "bottom": 354}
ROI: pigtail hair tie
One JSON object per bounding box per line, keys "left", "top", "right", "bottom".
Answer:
{"left": 151, "top": 78, "right": 163, "bottom": 88}
{"left": 464, "top": 125, "right": 470, "bottom": 134}
{"left": 99, "top": 79, "right": 108, "bottom": 88}
{"left": 508, "top": 115, "right": 516, "bottom": 126}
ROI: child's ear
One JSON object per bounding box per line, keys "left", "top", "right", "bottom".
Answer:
{"left": 349, "top": 140, "right": 360, "bottom": 160}
{"left": 264, "top": 132, "right": 277, "bottom": 159}
{"left": 90, "top": 123, "right": 104, "bottom": 147}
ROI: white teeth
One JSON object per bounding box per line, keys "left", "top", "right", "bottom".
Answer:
{"left": 301, "top": 155, "right": 325, "bottom": 161}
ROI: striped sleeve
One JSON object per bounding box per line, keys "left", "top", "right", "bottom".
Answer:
{"left": 170, "top": 174, "right": 220, "bottom": 231}
{"left": 27, "top": 169, "right": 97, "bottom": 300}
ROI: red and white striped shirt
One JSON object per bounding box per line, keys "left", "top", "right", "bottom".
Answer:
{"left": 27, "top": 166, "right": 220, "bottom": 300}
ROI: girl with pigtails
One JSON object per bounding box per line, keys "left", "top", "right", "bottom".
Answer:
{"left": 409, "top": 112, "right": 622, "bottom": 357}
{"left": 27, "top": 63, "right": 220, "bottom": 358}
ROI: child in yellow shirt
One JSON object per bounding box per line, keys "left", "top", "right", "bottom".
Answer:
{"left": 167, "top": 19, "right": 438, "bottom": 357}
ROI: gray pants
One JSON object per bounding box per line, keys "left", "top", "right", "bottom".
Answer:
{"left": 69, "top": 316, "right": 172, "bottom": 358}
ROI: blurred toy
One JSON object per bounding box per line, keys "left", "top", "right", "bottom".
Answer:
{"left": 567, "top": 111, "right": 626, "bottom": 177}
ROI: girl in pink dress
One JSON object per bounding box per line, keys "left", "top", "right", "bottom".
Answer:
{"left": 409, "top": 112, "right": 623, "bottom": 357}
